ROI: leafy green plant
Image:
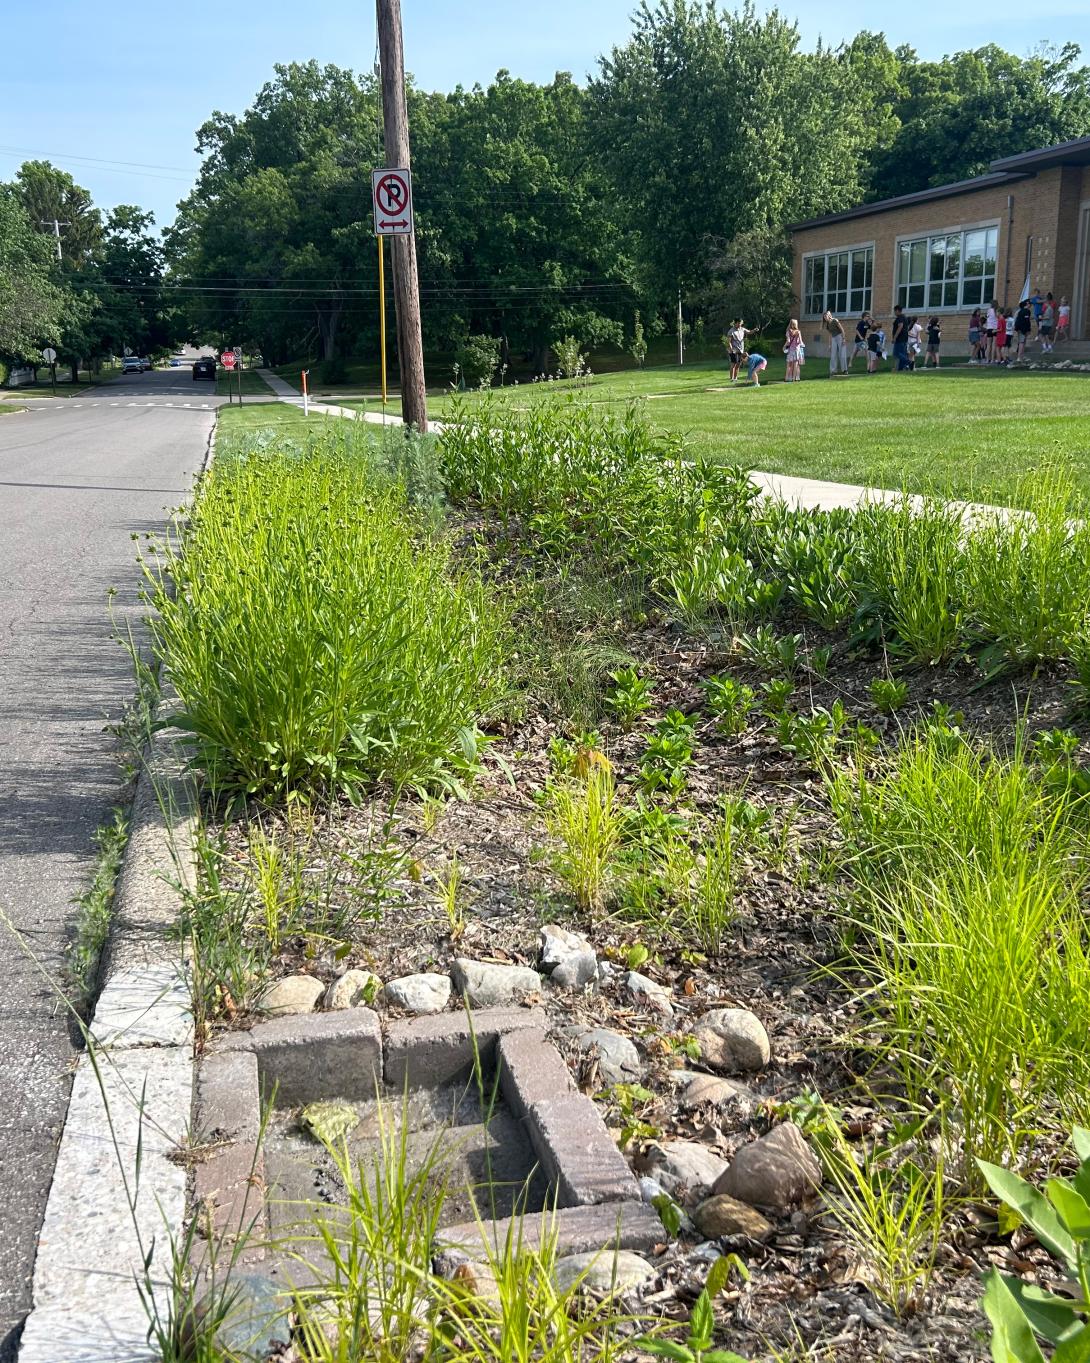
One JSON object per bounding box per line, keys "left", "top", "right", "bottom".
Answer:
{"left": 761, "top": 677, "right": 795, "bottom": 716}
{"left": 435, "top": 853, "right": 465, "bottom": 940}
{"left": 809, "top": 645, "right": 833, "bottom": 678}
{"left": 545, "top": 760, "right": 623, "bottom": 914}
{"left": 609, "top": 1082, "right": 661, "bottom": 1149}
{"left": 869, "top": 677, "right": 909, "bottom": 715}
{"left": 769, "top": 509, "right": 860, "bottom": 630}
{"left": 738, "top": 627, "right": 802, "bottom": 675}
{"left": 636, "top": 1281, "right": 748, "bottom": 1363}
{"left": 702, "top": 675, "right": 755, "bottom": 736}
{"left": 638, "top": 709, "right": 696, "bottom": 797}
{"left": 978, "top": 1127, "right": 1090, "bottom": 1360}
{"left": 247, "top": 824, "right": 307, "bottom": 951}
{"left": 605, "top": 667, "right": 655, "bottom": 729}
{"left": 678, "top": 807, "right": 741, "bottom": 954}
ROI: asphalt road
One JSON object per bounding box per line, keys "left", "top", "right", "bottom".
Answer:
{"left": 0, "top": 368, "right": 221, "bottom": 1358}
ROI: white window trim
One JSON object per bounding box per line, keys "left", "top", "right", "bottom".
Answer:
{"left": 800, "top": 240, "right": 875, "bottom": 319}
{"left": 892, "top": 219, "right": 1002, "bottom": 314}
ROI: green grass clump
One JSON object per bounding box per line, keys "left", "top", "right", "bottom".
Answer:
{"left": 148, "top": 426, "right": 507, "bottom": 800}
{"left": 831, "top": 724, "right": 1090, "bottom": 1173}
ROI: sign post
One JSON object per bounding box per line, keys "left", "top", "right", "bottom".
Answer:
{"left": 221, "top": 349, "right": 237, "bottom": 404}
{"left": 42, "top": 346, "right": 57, "bottom": 396}
{"left": 301, "top": 369, "right": 310, "bottom": 418}
{"left": 372, "top": 167, "right": 415, "bottom": 417}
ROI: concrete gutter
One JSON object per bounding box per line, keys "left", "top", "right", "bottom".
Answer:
{"left": 17, "top": 442, "right": 212, "bottom": 1362}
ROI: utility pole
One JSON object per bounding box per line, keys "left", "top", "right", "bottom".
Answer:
{"left": 41, "top": 219, "right": 69, "bottom": 263}
{"left": 376, "top": 0, "right": 428, "bottom": 432}
{"left": 677, "top": 290, "right": 685, "bottom": 366}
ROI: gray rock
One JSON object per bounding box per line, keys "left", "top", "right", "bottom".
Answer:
{"left": 451, "top": 958, "right": 541, "bottom": 1008}
{"left": 693, "top": 1193, "right": 775, "bottom": 1241}
{"left": 382, "top": 972, "right": 452, "bottom": 1014}
{"left": 189, "top": 1273, "right": 291, "bottom": 1359}
{"left": 644, "top": 1140, "right": 728, "bottom": 1206}
{"left": 324, "top": 969, "right": 380, "bottom": 1011}
{"left": 257, "top": 974, "right": 324, "bottom": 1017}
{"left": 679, "top": 1073, "right": 745, "bottom": 1111}
{"left": 541, "top": 924, "right": 597, "bottom": 989}
{"left": 554, "top": 1249, "right": 656, "bottom": 1296}
{"left": 713, "top": 1122, "right": 822, "bottom": 1210}
{"left": 692, "top": 1008, "right": 770, "bottom": 1072}
{"left": 596, "top": 959, "right": 617, "bottom": 985}
{"left": 566, "top": 1026, "right": 640, "bottom": 1085}
{"left": 625, "top": 970, "right": 674, "bottom": 1016}
{"left": 638, "top": 1175, "right": 665, "bottom": 1204}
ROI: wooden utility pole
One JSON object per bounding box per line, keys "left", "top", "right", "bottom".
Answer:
{"left": 376, "top": 0, "right": 428, "bottom": 432}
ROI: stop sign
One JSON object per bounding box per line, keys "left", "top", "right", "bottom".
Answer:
{"left": 221, "top": 350, "right": 237, "bottom": 370}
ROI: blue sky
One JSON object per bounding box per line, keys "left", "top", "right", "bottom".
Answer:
{"left": 2, "top": 0, "right": 1087, "bottom": 228}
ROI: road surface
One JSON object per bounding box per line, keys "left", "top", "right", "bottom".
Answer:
{"left": 0, "top": 367, "right": 221, "bottom": 1357}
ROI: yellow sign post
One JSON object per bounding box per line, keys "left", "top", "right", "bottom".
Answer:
{"left": 378, "top": 234, "right": 388, "bottom": 409}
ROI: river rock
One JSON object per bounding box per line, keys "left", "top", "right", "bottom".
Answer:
{"left": 678, "top": 1073, "right": 744, "bottom": 1110}
{"left": 692, "top": 1008, "right": 770, "bottom": 1072}
{"left": 565, "top": 1026, "right": 640, "bottom": 1085}
{"left": 324, "top": 969, "right": 380, "bottom": 1011}
{"left": 452, "top": 958, "right": 541, "bottom": 1007}
{"left": 625, "top": 971, "right": 674, "bottom": 1017}
{"left": 644, "top": 1140, "right": 728, "bottom": 1205}
{"left": 188, "top": 1273, "right": 290, "bottom": 1358}
{"left": 554, "top": 1250, "right": 656, "bottom": 1296}
{"left": 382, "top": 972, "right": 452, "bottom": 1014}
{"left": 693, "top": 1193, "right": 775, "bottom": 1241}
{"left": 713, "top": 1122, "right": 822, "bottom": 1210}
{"left": 540, "top": 924, "right": 597, "bottom": 988}
{"left": 257, "top": 974, "right": 324, "bottom": 1017}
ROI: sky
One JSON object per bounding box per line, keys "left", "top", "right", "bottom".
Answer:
{"left": 2, "top": 0, "right": 1088, "bottom": 230}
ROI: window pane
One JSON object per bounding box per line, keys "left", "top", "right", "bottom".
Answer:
{"left": 963, "top": 276, "right": 983, "bottom": 305}
{"left": 943, "top": 280, "right": 958, "bottom": 307}
{"left": 929, "top": 237, "right": 947, "bottom": 284}
{"left": 897, "top": 241, "right": 912, "bottom": 288}
{"left": 851, "top": 249, "right": 868, "bottom": 292}
{"left": 984, "top": 228, "right": 998, "bottom": 276}
{"left": 908, "top": 283, "right": 925, "bottom": 309}
{"left": 928, "top": 281, "right": 945, "bottom": 309}
{"left": 944, "top": 237, "right": 960, "bottom": 282}
{"left": 850, "top": 288, "right": 866, "bottom": 313}
{"left": 910, "top": 239, "right": 927, "bottom": 285}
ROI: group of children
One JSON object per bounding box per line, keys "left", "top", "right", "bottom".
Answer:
{"left": 967, "top": 292, "right": 1069, "bottom": 364}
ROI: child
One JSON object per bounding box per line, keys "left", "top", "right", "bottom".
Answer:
{"left": 907, "top": 316, "right": 923, "bottom": 369}
{"left": 747, "top": 352, "right": 768, "bottom": 387}
{"left": 1058, "top": 297, "right": 1071, "bottom": 342}
{"left": 968, "top": 308, "right": 982, "bottom": 364}
{"left": 1002, "top": 309, "right": 1014, "bottom": 362}
{"left": 866, "top": 323, "right": 883, "bottom": 373}
{"left": 924, "top": 316, "right": 941, "bottom": 368}
{"left": 784, "top": 319, "right": 803, "bottom": 382}
{"left": 995, "top": 308, "right": 1007, "bottom": 364}
{"left": 1014, "top": 301, "right": 1032, "bottom": 360}
{"left": 853, "top": 313, "right": 871, "bottom": 367}
{"left": 727, "top": 319, "right": 754, "bottom": 383}
{"left": 1040, "top": 294, "right": 1055, "bottom": 352}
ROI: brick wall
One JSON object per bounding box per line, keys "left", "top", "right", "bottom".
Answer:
{"left": 791, "top": 167, "right": 1082, "bottom": 354}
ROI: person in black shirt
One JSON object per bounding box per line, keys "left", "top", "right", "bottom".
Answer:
{"left": 1014, "top": 301, "right": 1032, "bottom": 361}
{"left": 852, "top": 313, "right": 872, "bottom": 368}
{"left": 923, "top": 317, "right": 941, "bottom": 369}
{"left": 891, "top": 306, "right": 910, "bottom": 371}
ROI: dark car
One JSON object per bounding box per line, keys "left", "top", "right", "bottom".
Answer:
{"left": 192, "top": 357, "right": 216, "bottom": 381}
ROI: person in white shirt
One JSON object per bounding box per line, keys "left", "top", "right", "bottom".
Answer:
{"left": 726, "top": 319, "right": 756, "bottom": 383}
{"left": 984, "top": 302, "right": 999, "bottom": 364}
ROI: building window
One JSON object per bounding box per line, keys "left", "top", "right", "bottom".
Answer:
{"left": 896, "top": 226, "right": 997, "bottom": 310}
{"left": 803, "top": 245, "right": 872, "bottom": 317}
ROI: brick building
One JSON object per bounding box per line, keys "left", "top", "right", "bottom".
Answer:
{"left": 790, "top": 134, "right": 1090, "bottom": 354}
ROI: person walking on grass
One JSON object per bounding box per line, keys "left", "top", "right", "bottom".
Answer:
{"left": 1014, "top": 300, "right": 1032, "bottom": 360}
{"left": 968, "top": 308, "right": 982, "bottom": 364}
{"left": 891, "top": 305, "right": 910, "bottom": 370}
{"left": 727, "top": 319, "right": 754, "bottom": 383}
{"left": 784, "top": 318, "right": 804, "bottom": 382}
{"left": 907, "top": 316, "right": 923, "bottom": 370}
{"left": 924, "top": 316, "right": 941, "bottom": 368}
{"left": 1058, "top": 297, "right": 1071, "bottom": 342}
{"left": 823, "top": 310, "right": 849, "bottom": 376}
{"left": 747, "top": 352, "right": 768, "bottom": 386}
{"left": 852, "top": 312, "right": 872, "bottom": 367}
{"left": 1040, "top": 293, "right": 1056, "bottom": 352}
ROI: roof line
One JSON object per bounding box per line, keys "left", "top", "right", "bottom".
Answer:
{"left": 789, "top": 171, "right": 1030, "bottom": 233}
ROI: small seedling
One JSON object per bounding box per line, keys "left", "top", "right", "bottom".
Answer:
{"left": 869, "top": 677, "right": 909, "bottom": 715}
{"left": 739, "top": 626, "right": 802, "bottom": 675}
{"left": 434, "top": 854, "right": 465, "bottom": 939}
{"left": 810, "top": 644, "right": 833, "bottom": 678}
{"left": 605, "top": 667, "right": 654, "bottom": 729}
{"left": 702, "top": 675, "right": 755, "bottom": 736}
{"left": 636, "top": 1279, "right": 749, "bottom": 1363}
{"left": 761, "top": 677, "right": 795, "bottom": 716}
{"left": 638, "top": 709, "right": 696, "bottom": 797}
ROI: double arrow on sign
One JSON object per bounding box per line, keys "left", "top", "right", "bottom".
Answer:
{"left": 378, "top": 219, "right": 408, "bottom": 230}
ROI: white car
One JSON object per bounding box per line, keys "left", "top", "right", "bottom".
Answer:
{"left": 121, "top": 356, "right": 143, "bottom": 374}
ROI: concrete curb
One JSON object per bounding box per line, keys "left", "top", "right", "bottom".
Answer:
{"left": 17, "top": 433, "right": 213, "bottom": 1363}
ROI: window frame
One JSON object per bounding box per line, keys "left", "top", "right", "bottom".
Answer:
{"left": 893, "top": 219, "right": 1000, "bottom": 314}
{"left": 800, "top": 241, "right": 875, "bottom": 320}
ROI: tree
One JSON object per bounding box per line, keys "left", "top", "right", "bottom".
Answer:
{"left": 698, "top": 225, "right": 793, "bottom": 332}
{"left": 0, "top": 185, "right": 66, "bottom": 364}
{"left": 590, "top": 1, "right": 870, "bottom": 302}
{"left": 15, "top": 160, "right": 102, "bottom": 267}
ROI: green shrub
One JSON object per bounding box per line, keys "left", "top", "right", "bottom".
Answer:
{"left": 455, "top": 333, "right": 502, "bottom": 389}
{"left": 148, "top": 427, "right": 508, "bottom": 800}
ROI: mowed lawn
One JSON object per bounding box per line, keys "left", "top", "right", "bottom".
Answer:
{"left": 258, "top": 353, "right": 1090, "bottom": 506}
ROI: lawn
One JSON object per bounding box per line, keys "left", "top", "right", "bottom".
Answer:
{"left": 216, "top": 401, "right": 343, "bottom": 437}
{"left": 215, "top": 368, "right": 274, "bottom": 397}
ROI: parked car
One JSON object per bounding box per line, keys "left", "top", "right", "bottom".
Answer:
{"left": 121, "top": 356, "right": 143, "bottom": 374}
{"left": 192, "top": 357, "right": 216, "bottom": 381}
{"left": 140, "top": 357, "right": 153, "bottom": 371}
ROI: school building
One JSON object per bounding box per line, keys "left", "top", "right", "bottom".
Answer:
{"left": 790, "top": 134, "right": 1090, "bottom": 354}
